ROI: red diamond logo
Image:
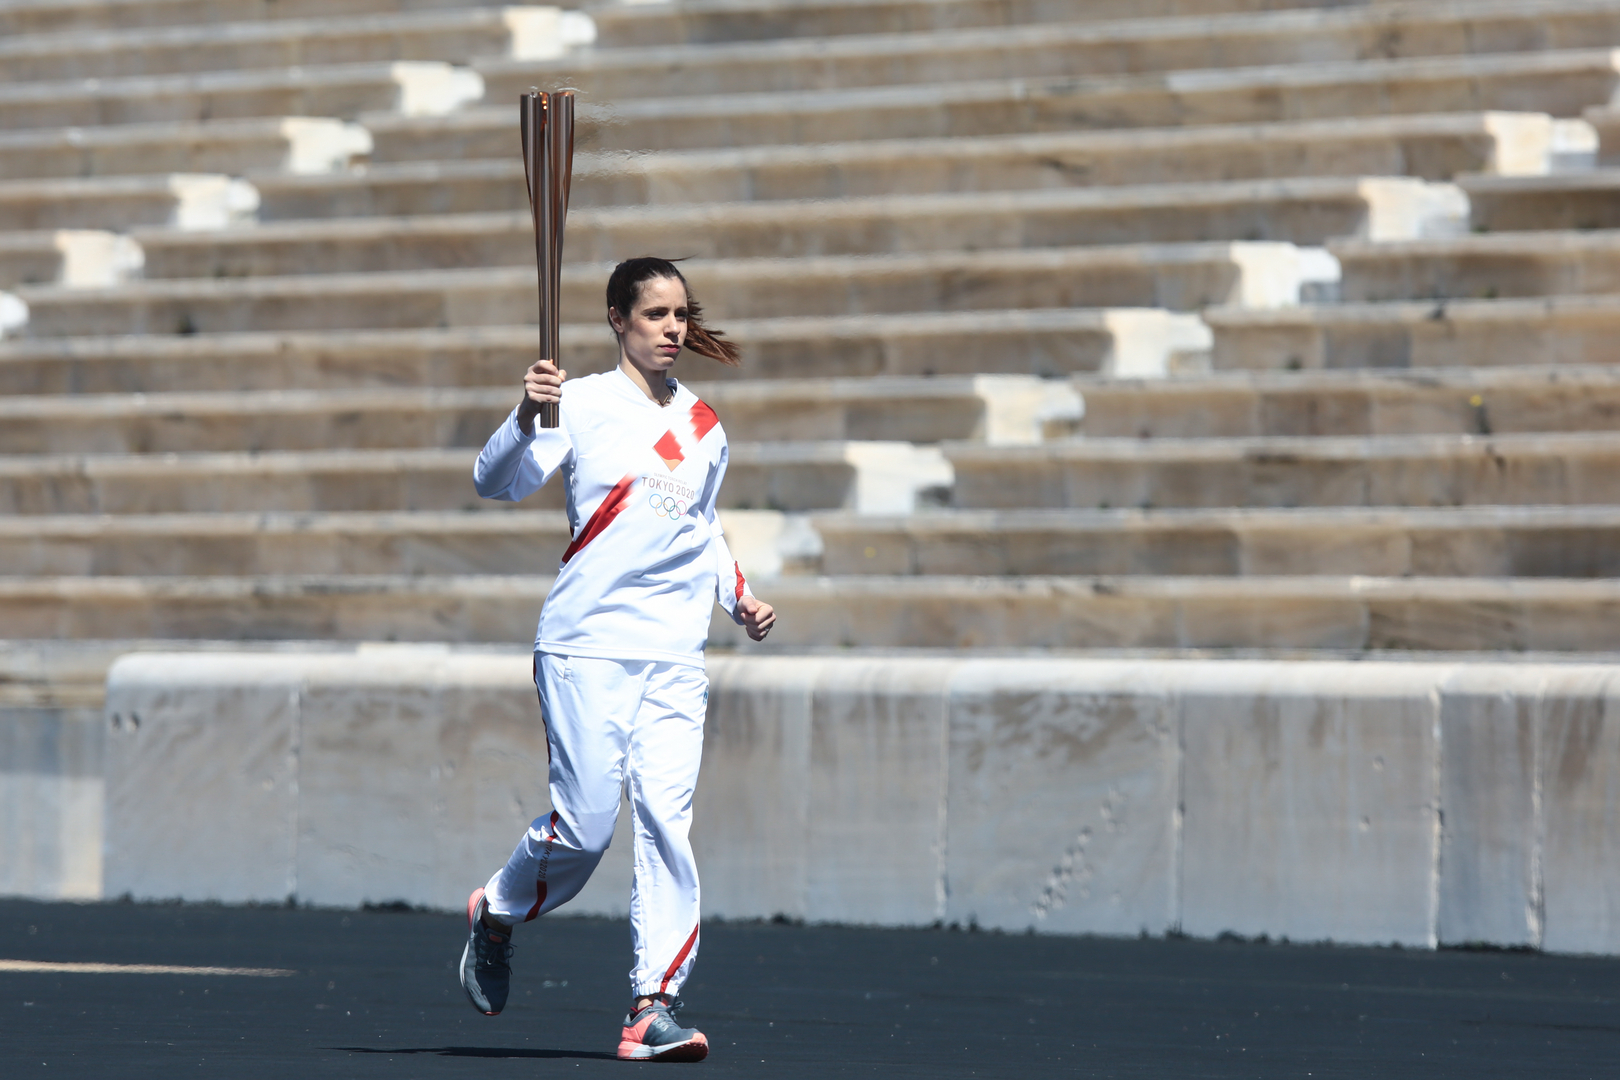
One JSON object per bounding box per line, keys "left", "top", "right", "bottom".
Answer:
{"left": 653, "top": 430, "right": 684, "bottom": 471}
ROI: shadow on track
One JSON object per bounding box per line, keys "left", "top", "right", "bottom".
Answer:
{"left": 332, "top": 1046, "right": 619, "bottom": 1061}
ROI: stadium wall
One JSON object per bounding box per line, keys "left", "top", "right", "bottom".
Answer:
{"left": 19, "top": 651, "right": 1620, "bottom": 954}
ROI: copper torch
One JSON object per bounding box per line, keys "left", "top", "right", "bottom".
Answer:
{"left": 519, "top": 88, "right": 575, "bottom": 429}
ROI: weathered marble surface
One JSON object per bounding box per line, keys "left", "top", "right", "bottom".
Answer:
{"left": 89, "top": 652, "right": 1620, "bottom": 954}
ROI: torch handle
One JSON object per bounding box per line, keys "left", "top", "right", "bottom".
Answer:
{"left": 544, "top": 91, "right": 573, "bottom": 431}
{"left": 521, "top": 90, "right": 561, "bottom": 429}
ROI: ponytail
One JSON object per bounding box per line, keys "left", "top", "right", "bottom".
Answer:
{"left": 606, "top": 256, "right": 741, "bottom": 367}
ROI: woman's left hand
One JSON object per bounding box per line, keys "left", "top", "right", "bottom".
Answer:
{"left": 738, "top": 596, "right": 775, "bottom": 642}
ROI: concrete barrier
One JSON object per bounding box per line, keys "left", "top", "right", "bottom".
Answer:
{"left": 94, "top": 651, "right": 1620, "bottom": 953}
{"left": 0, "top": 701, "right": 102, "bottom": 901}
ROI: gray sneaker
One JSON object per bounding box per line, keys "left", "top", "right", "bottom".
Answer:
{"left": 459, "top": 887, "right": 513, "bottom": 1016}
{"left": 617, "top": 996, "right": 710, "bottom": 1061}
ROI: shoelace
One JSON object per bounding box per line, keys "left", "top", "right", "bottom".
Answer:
{"left": 479, "top": 938, "right": 516, "bottom": 967}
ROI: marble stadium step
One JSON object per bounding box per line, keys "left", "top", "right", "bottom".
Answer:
{"left": 0, "top": 308, "right": 1208, "bottom": 394}
{"left": 703, "top": 573, "right": 1620, "bottom": 652}
{"left": 0, "top": 506, "right": 817, "bottom": 578}
{"left": 0, "top": 0, "right": 1316, "bottom": 39}
{"left": 20, "top": 361, "right": 1575, "bottom": 457}
{"left": 584, "top": 0, "right": 1376, "bottom": 49}
{"left": 139, "top": 179, "right": 1462, "bottom": 280}
{"left": 478, "top": 0, "right": 1620, "bottom": 102}
{"left": 0, "top": 173, "right": 259, "bottom": 233}
{"left": 0, "top": 116, "right": 372, "bottom": 182}
{"left": 0, "top": 440, "right": 958, "bottom": 515}
{"left": 1074, "top": 365, "right": 1620, "bottom": 438}
{"left": 0, "top": 230, "right": 144, "bottom": 289}
{"left": 8, "top": 245, "right": 1329, "bottom": 337}
{"left": 0, "top": 233, "right": 69, "bottom": 288}
{"left": 1459, "top": 169, "right": 1620, "bottom": 232}
{"left": 811, "top": 505, "right": 1620, "bottom": 577}
{"left": 365, "top": 50, "right": 1620, "bottom": 159}
{"left": 1206, "top": 295, "right": 1620, "bottom": 370}
{"left": 0, "top": 510, "right": 575, "bottom": 577}
{"left": 5, "top": 572, "right": 1619, "bottom": 652}
{"left": 0, "top": 0, "right": 549, "bottom": 35}
{"left": 1330, "top": 230, "right": 1620, "bottom": 303}
{"left": 11, "top": 504, "right": 1618, "bottom": 580}
{"left": 0, "top": 7, "right": 589, "bottom": 83}
{"left": 588, "top": 112, "right": 1568, "bottom": 202}
{"left": 944, "top": 431, "right": 1620, "bottom": 510}
{"left": 251, "top": 114, "right": 1554, "bottom": 221}
{"left": 0, "top": 375, "right": 1075, "bottom": 453}
{"left": 0, "top": 61, "right": 482, "bottom": 132}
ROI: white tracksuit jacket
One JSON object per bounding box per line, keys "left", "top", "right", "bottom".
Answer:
{"left": 472, "top": 366, "right": 753, "bottom": 658}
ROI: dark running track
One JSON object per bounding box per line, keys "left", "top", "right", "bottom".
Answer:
{"left": 1, "top": 899, "right": 1616, "bottom": 1078}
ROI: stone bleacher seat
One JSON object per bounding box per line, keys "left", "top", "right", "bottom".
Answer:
{"left": 7, "top": 0, "right": 1620, "bottom": 909}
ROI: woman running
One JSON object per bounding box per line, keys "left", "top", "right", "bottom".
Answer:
{"left": 458, "top": 256, "right": 775, "bottom": 1062}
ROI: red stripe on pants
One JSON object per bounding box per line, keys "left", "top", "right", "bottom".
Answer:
{"left": 523, "top": 810, "right": 561, "bottom": 922}
{"left": 658, "top": 924, "right": 700, "bottom": 994}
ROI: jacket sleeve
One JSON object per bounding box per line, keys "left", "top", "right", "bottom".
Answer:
{"left": 473, "top": 406, "right": 573, "bottom": 502}
{"left": 704, "top": 441, "right": 753, "bottom": 624}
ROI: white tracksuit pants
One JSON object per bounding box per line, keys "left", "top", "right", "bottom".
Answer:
{"left": 483, "top": 652, "right": 706, "bottom": 998}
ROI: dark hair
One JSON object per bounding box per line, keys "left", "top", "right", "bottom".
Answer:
{"left": 605, "top": 256, "right": 740, "bottom": 366}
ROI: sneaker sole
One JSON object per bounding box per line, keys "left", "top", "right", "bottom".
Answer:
{"left": 460, "top": 887, "right": 499, "bottom": 1017}
{"left": 459, "top": 938, "right": 499, "bottom": 1016}
{"left": 617, "top": 1037, "right": 709, "bottom": 1062}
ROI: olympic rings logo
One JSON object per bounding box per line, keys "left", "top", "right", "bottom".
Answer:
{"left": 650, "top": 493, "right": 689, "bottom": 518}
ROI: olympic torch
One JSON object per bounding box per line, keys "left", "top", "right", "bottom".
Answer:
{"left": 519, "top": 88, "right": 575, "bottom": 429}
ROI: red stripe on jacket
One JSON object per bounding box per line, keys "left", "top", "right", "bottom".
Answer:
{"left": 561, "top": 474, "right": 637, "bottom": 564}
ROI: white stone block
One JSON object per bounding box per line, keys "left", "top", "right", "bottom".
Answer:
{"left": 1434, "top": 667, "right": 1541, "bottom": 948}
{"left": 52, "top": 230, "right": 143, "bottom": 288}
{"left": 278, "top": 118, "right": 372, "bottom": 175}
{"left": 390, "top": 62, "right": 485, "bottom": 119}
{"left": 841, "top": 442, "right": 953, "bottom": 514}
{"left": 943, "top": 661, "right": 1179, "bottom": 935}
{"left": 0, "top": 706, "right": 102, "bottom": 901}
{"left": 1178, "top": 663, "right": 1441, "bottom": 947}
{"left": 1226, "top": 243, "right": 1339, "bottom": 309}
{"left": 1537, "top": 668, "right": 1620, "bottom": 955}
{"left": 1549, "top": 118, "right": 1599, "bottom": 173}
{"left": 1482, "top": 112, "right": 1560, "bottom": 176}
{"left": 104, "top": 654, "right": 300, "bottom": 903}
{"left": 166, "top": 174, "right": 259, "bottom": 232}
{"left": 1357, "top": 178, "right": 1469, "bottom": 242}
{"left": 1100, "top": 309, "right": 1213, "bottom": 379}
{"left": 971, "top": 375, "right": 1082, "bottom": 446}
{"left": 715, "top": 510, "right": 822, "bottom": 580}
{"left": 694, "top": 657, "right": 818, "bottom": 920}
{"left": 0, "top": 290, "right": 26, "bottom": 337}
{"left": 502, "top": 7, "right": 594, "bottom": 61}
{"left": 803, "top": 658, "right": 953, "bottom": 925}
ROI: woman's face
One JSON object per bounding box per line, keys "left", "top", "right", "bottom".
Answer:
{"left": 610, "top": 275, "right": 687, "bottom": 373}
